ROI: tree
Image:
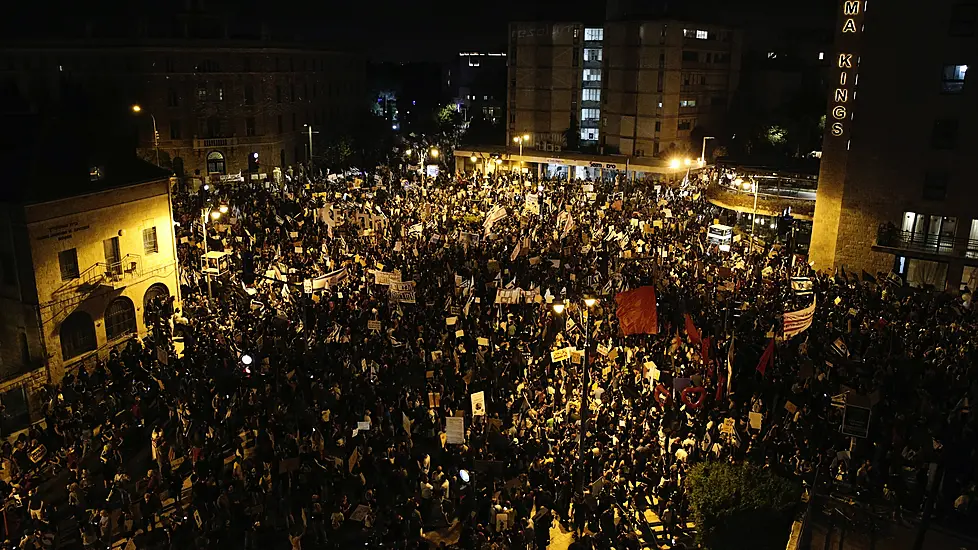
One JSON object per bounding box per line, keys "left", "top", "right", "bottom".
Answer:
{"left": 322, "top": 136, "right": 354, "bottom": 171}
{"left": 686, "top": 462, "right": 800, "bottom": 550}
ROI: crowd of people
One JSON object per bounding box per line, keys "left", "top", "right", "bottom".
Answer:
{"left": 2, "top": 161, "right": 976, "bottom": 550}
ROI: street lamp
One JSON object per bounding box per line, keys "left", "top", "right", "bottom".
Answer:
{"left": 303, "top": 124, "right": 319, "bottom": 162}
{"left": 699, "top": 136, "right": 715, "bottom": 165}
{"left": 552, "top": 297, "right": 597, "bottom": 501}
{"left": 201, "top": 203, "right": 227, "bottom": 299}
{"left": 131, "top": 104, "right": 160, "bottom": 166}
{"left": 740, "top": 177, "right": 759, "bottom": 254}
{"left": 513, "top": 134, "right": 530, "bottom": 181}
{"left": 669, "top": 158, "right": 681, "bottom": 170}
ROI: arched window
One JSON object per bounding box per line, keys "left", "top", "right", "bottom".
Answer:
{"left": 206, "top": 151, "right": 226, "bottom": 174}
{"left": 143, "top": 283, "right": 170, "bottom": 323}
{"left": 60, "top": 311, "right": 96, "bottom": 360}
{"left": 104, "top": 297, "right": 137, "bottom": 341}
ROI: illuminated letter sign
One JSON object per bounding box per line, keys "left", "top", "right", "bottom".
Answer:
{"left": 830, "top": 0, "right": 863, "bottom": 139}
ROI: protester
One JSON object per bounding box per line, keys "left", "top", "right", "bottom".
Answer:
{"left": 2, "top": 161, "right": 975, "bottom": 550}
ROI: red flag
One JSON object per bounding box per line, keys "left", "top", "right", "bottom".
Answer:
{"left": 756, "top": 338, "right": 775, "bottom": 376}
{"left": 615, "top": 286, "right": 659, "bottom": 335}
{"left": 684, "top": 313, "right": 702, "bottom": 347}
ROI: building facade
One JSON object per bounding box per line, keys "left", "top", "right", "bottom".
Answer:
{"left": 0, "top": 45, "right": 364, "bottom": 181}
{"left": 0, "top": 164, "right": 178, "bottom": 427}
{"left": 602, "top": 21, "right": 742, "bottom": 158}
{"left": 455, "top": 52, "right": 507, "bottom": 124}
{"left": 507, "top": 20, "right": 742, "bottom": 158}
{"left": 809, "top": 0, "right": 978, "bottom": 290}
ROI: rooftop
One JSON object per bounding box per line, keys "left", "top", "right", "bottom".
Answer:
{"left": 0, "top": 112, "right": 172, "bottom": 205}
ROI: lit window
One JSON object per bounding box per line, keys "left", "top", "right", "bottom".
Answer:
{"left": 196, "top": 84, "right": 207, "bottom": 101}
{"left": 143, "top": 227, "right": 159, "bottom": 254}
{"left": 583, "top": 69, "right": 602, "bottom": 81}
{"left": 581, "top": 108, "right": 600, "bottom": 120}
{"left": 583, "top": 89, "right": 601, "bottom": 101}
{"left": 469, "top": 59, "right": 480, "bottom": 67}
{"left": 585, "top": 28, "right": 604, "bottom": 41}
{"left": 584, "top": 48, "right": 603, "bottom": 62}
{"left": 818, "top": 52, "right": 825, "bottom": 60}
{"left": 942, "top": 64, "right": 968, "bottom": 93}
{"left": 580, "top": 128, "right": 599, "bottom": 141}
{"left": 696, "top": 30, "right": 708, "bottom": 39}
{"left": 680, "top": 99, "right": 697, "bottom": 107}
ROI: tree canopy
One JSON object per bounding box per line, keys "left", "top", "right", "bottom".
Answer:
{"left": 685, "top": 462, "right": 800, "bottom": 550}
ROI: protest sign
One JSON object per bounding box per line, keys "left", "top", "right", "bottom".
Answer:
{"left": 471, "top": 391, "right": 486, "bottom": 416}
{"left": 367, "top": 320, "right": 381, "bottom": 331}
{"left": 550, "top": 348, "right": 570, "bottom": 363}
{"left": 446, "top": 417, "right": 465, "bottom": 444}
{"left": 749, "top": 412, "right": 763, "bottom": 430}
{"left": 721, "top": 418, "right": 735, "bottom": 435}
{"left": 350, "top": 505, "right": 370, "bottom": 522}
{"left": 841, "top": 404, "right": 871, "bottom": 438}
{"left": 391, "top": 281, "right": 417, "bottom": 303}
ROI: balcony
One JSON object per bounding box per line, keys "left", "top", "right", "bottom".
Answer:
{"left": 874, "top": 228, "right": 978, "bottom": 259}
{"left": 193, "top": 137, "right": 238, "bottom": 149}
{"left": 76, "top": 254, "right": 144, "bottom": 291}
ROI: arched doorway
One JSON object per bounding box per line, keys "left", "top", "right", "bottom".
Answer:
{"left": 143, "top": 283, "right": 170, "bottom": 324}
{"left": 206, "top": 151, "right": 226, "bottom": 174}
{"left": 104, "top": 297, "right": 137, "bottom": 341}
{"left": 60, "top": 311, "right": 96, "bottom": 360}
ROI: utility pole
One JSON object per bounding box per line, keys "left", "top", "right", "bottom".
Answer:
{"left": 304, "top": 124, "right": 319, "bottom": 163}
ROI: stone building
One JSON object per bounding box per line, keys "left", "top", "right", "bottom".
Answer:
{"left": 0, "top": 4, "right": 365, "bottom": 182}
{"left": 0, "top": 112, "right": 178, "bottom": 430}
{"left": 810, "top": 0, "right": 978, "bottom": 289}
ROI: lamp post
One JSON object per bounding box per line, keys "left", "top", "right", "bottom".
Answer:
{"left": 740, "top": 178, "right": 759, "bottom": 254}
{"left": 131, "top": 104, "right": 160, "bottom": 166}
{"left": 201, "top": 203, "right": 228, "bottom": 299}
{"left": 700, "top": 136, "right": 715, "bottom": 164}
{"left": 303, "top": 124, "right": 319, "bottom": 163}
{"left": 512, "top": 134, "right": 530, "bottom": 182}
{"left": 554, "top": 297, "right": 597, "bottom": 501}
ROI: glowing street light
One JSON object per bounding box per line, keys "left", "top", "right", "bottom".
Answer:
{"left": 513, "top": 134, "right": 531, "bottom": 181}
{"left": 669, "top": 158, "right": 681, "bottom": 169}
{"left": 131, "top": 104, "right": 160, "bottom": 166}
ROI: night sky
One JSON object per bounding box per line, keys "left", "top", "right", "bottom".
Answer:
{"left": 4, "top": 0, "right": 832, "bottom": 62}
